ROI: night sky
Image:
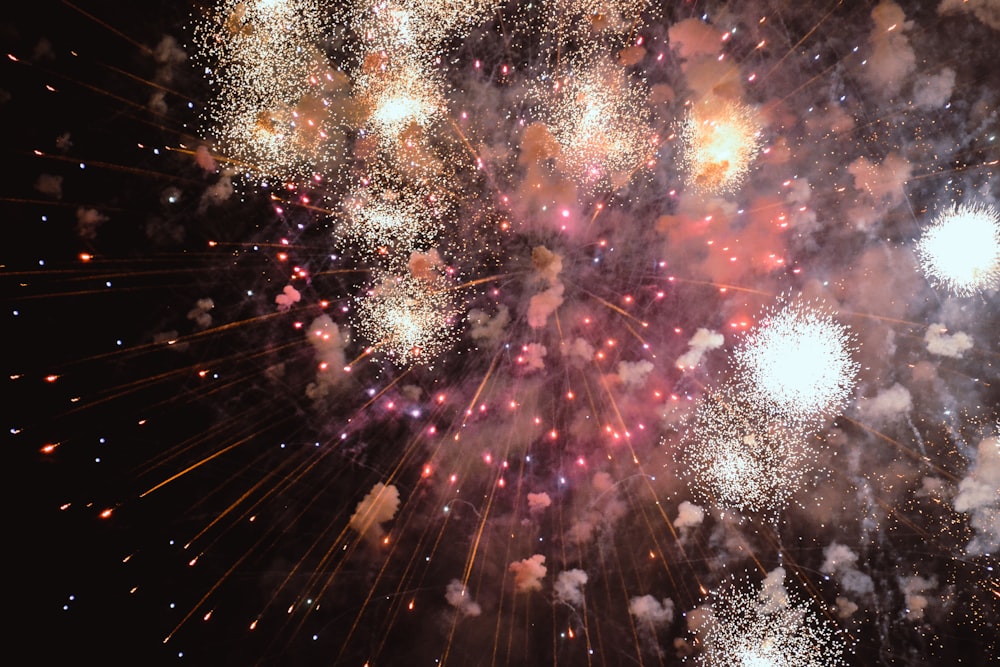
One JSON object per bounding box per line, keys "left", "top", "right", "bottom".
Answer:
{"left": 7, "top": 1, "right": 1000, "bottom": 665}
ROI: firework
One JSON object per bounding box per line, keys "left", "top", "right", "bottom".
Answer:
{"left": 547, "top": 0, "right": 650, "bottom": 35}
{"left": 915, "top": 203, "right": 1000, "bottom": 295}
{"left": 680, "top": 98, "right": 763, "bottom": 195}
{"left": 693, "top": 572, "right": 848, "bottom": 667}
{"left": 339, "top": 185, "right": 446, "bottom": 255}
{"left": 15, "top": 1, "right": 1000, "bottom": 665}
{"left": 542, "top": 59, "right": 653, "bottom": 187}
{"left": 681, "top": 387, "right": 810, "bottom": 514}
{"left": 355, "top": 0, "right": 497, "bottom": 55}
{"left": 356, "top": 53, "right": 447, "bottom": 146}
{"left": 353, "top": 271, "right": 459, "bottom": 366}
{"left": 191, "top": 0, "right": 343, "bottom": 181}
{"left": 732, "top": 298, "right": 858, "bottom": 428}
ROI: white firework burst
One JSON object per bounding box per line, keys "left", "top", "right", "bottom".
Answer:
{"left": 192, "top": 0, "right": 340, "bottom": 181}
{"left": 355, "top": 0, "right": 497, "bottom": 55}
{"left": 733, "top": 298, "right": 858, "bottom": 428}
{"left": 693, "top": 573, "right": 848, "bottom": 667}
{"left": 354, "top": 272, "right": 459, "bottom": 366}
{"left": 915, "top": 203, "right": 1000, "bottom": 296}
{"left": 545, "top": 59, "right": 652, "bottom": 187}
{"left": 356, "top": 53, "right": 447, "bottom": 146}
{"left": 340, "top": 187, "right": 445, "bottom": 255}
{"left": 547, "top": 0, "right": 651, "bottom": 36}
{"left": 681, "top": 387, "right": 810, "bottom": 514}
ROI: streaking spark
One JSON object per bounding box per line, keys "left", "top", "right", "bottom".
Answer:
{"left": 356, "top": 0, "right": 497, "bottom": 55}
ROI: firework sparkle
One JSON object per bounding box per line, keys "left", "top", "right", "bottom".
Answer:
{"left": 7, "top": 1, "right": 1000, "bottom": 665}
{"left": 732, "top": 297, "right": 859, "bottom": 430}
{"left": 681, "top": 386, "right": 812, "bottom": 515}
{"left": 354, "top": 270, "right": 459, "bottom": 366}
{"left": 692, "top": 569, "right": 849, "bottom": 667}
{"left": 916, "top": 203, "right": 1000, "bottom": 296}
{"left": 540, "top": 57, "right": 654, "bottom": 188}
{"left": 680, "top": 98, "right": 763, "bottom": 195}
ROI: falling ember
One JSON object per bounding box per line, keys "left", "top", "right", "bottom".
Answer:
{"left": 916, "top": 202, "right": 1000, "bottom": 295}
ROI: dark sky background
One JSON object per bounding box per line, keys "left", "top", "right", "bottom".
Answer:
{"left": 6, "top": 1, "right": 1000, "bottom": 666}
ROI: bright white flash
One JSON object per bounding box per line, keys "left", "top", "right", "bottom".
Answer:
{"left": 741, "top": 650, "right": 779, "bottom": 667}
{"left": 734, "top": 299, "right": 858, "bottom": 427}
{"left": 916, "top": 203, "right": 1000, "bottom": 295}
{"left": 373, "top": 95, "right": 427, "bottom": 130}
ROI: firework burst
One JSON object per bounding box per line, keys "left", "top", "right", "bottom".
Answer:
{"left": 356, "top": 53, "right": 447, "bottom": 147}
{"left": 732, "top": 297, "right": 858, "bottom": 429}
{"left": 191, "top": 0, "right": 342, "bottom": 181}
{"left": 680, "top": 98, "right": 763, "bottom": 195}
{"left": 915, "top": 202, "right": 1000, "bottom": 296}
{"left": 543, "top": 59, "right": 653, "bottom": 188}
{"left": 355, "top": 0, "right": 498, "bottom": 56}
{"left": 692, "top": 571, "right": 849, "bottom": 667}
{"left": 12, "top": 1, "right": 1000, "bottom": 664}
{"left": 353, "top": 271, "right": 459, "bottom": 366}
{"left": 547, "top": 0, "right": 650, "bottom": 35}
{"left": 681, "top": 387, "right": 810, "bottom": 514}
{"left": 339, "top": 185, "right": 446, "bottom": 256}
